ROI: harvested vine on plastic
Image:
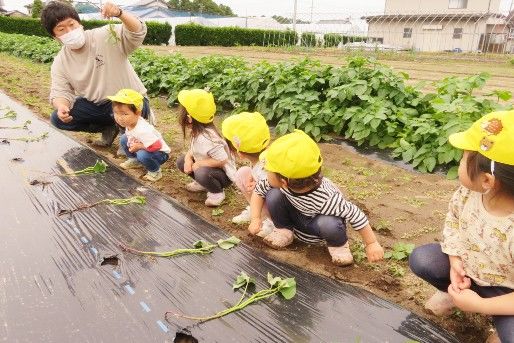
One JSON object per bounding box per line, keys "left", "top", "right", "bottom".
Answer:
{"left": 166, "top": 272, "right": 296, "bottom": 324}
{"left": 0, "top": 132, "right": 48, "bottom": 143}
{"left": 64, "top": 160, "right": 108, "bottom": 176}
{"left": 57, "top": 195, "right": 146, "bottom": 216}
{"left": 0, "top": 120, "right": 30, "bottom": 130}
{"left": 0, "top": 109, "right": 16, "bottom": 120}
{"left": 121, "top": 236, "right": 240, "bottom": 258}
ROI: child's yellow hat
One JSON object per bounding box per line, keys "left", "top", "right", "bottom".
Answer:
{"left": 107, "top": 89, "right": 144, "bottom": 111}
{"left": 177, "top": 89, "right": 216, "bottom": 124}
{"left": 261, "top": 130, "right": 322, "bottom": 178}
{"left": 221, "top": 112, "right": 270, "bottom": 154}
{"left": 449, "top": 110, "right": 514, "bottom": 165}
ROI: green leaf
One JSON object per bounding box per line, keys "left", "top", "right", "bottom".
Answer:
{"left": 267, "top": 272, "right": 282, "bottom": 287}
{"left": 446, "top": 166, "right": 459, "bottom": 180}
{"left": 193, "top": 240, "right": 211, "bottom": 249}
{"left": 384, "top": 251, "right": 393, "bottom": 259}
{"left": 92, "top": 160, "right": 108, "bottom": 173}
{"left": 278, "top": 278, "right": 297, "bottom": 299}
{"left": 232, "top": 271, "right": 255, "bottom": 290}
{"left": 212, "top": 208, "right": 225, "bottom": 216}
{"left": 217, "top": 236, "right": 241, "bottom": 250}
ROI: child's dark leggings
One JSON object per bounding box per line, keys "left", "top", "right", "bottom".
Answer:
{"left": 409, "top": 243, "right": 514, "bottom": 343}
{"left": 176, "top": 155, "right": 231, "bottom": 193}
{"left": 265, "top": 188, "right": 347, "bottom": 247}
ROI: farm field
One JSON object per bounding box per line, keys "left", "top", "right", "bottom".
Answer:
{"left": 0, "top": 49, "right": 500, "bottom": 341}
{"left": 151, "top": 45, "right": 514, "bottom": 95}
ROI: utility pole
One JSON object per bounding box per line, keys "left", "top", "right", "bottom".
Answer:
{"left": 310, "top": 0, "right": 314, "bottom": 23}
{"left": 292, "top": 0, "right": 297, "bottom": 32}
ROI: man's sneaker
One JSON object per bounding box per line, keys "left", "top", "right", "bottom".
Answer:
{"left": 328, "top": 242, "right": 354, "bottom": 266}
{"left": 232, "top": 206, "right": 251, "bottom": 224}
{"left": 185, "top": 181, "right": 206, "bottom": 193}
{"left": 120, "top": 158, "right": 142, "bottom": 170}
{"left": 93, "top": 125, "right": 119, "bottom": 147}
{"left": 116, "top": 145, "right": 126, "bottom": 157}
{"left": 263, "top": 228, "right": 294, "bottom": 248}
{"left": 205, "top": 191, "right": 225, "bottom": 207}
{"left": 257, "top": 218, "right": 275, "bottom": 238}
{"left": 143, "top": 169, "right": 163, "bottom": 182}
{"left": 424, "top": 290, "right": 455, "bottom": 316}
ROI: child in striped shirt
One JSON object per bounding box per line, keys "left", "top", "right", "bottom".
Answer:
{"left": 249, "top": 130, "right": 384, "bottom": 266}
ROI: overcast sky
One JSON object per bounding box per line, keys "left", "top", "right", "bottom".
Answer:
{"left": 2, "top": 0, "right": 512, "bottom": 17}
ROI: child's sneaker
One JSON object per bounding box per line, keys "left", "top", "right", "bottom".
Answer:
{"left": 185, "top": 181, "right": 206, "bottom": 193}
{"left": 257, "top": 218, "right": 275, "bottom": 238}
{"left": 328, "top": 242, "right": 354, "bottom": 266}
{"left": 205, "top": 191, "right": 225, "bottom": 207}
{"left": 424, "top": 290, "right": 455, "bottom": 316}
{"left": 263, "top": 228, "right": 294, "bottom": 248}
{"left": 143, "top": 169, "right": 163, "bottom": 182}
{"left": 232, "top": 206, "right": 251, "bottom": 224}
{"left": 120, "top": 158, "right": 142, "bottom": 170}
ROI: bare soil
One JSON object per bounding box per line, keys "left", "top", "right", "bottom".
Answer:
{"left": 0, "top": 52, "right": 493, "bottom": 342}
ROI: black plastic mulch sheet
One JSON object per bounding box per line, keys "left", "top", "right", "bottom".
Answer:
{"left": 0, "top": 92, "right": 459, "bottom": 343}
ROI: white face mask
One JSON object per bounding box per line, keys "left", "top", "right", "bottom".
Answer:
{"left": 59, "top": 27, "right": 86, "bottom": 50}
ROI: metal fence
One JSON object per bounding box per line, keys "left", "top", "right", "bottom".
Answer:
{"left": 258, "top": 10, "right": 514, "bottom": 55}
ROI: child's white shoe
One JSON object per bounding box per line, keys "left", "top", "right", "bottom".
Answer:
{"left": 263, "top": 228, "right": 294, "bottom": 248}
{"left": 257, "top": 218, "right": 275, "bottom": 238}
{"left": 120, "top": 158, "right": 142, "bottom": 170}
{"left": 185, "top": 181, "right": 206, "bottom": 193}
{"left": 424, "top": 290, "right": 455, "bottom": 316}
{"left": 232, "top": 206, "right": 251, "bottom": 224}
{"left": 328, "top": 242, "right": 354, "bottom": 266}
{"left": 143, "top": 169, "right": 163, "bottom": 182}
{"left": 205, "top": 191, "right": 225, "bottom": 207}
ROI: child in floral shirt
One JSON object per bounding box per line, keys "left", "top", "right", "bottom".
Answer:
{"left": 409, "top": 111, "right": 514, "bottom": 343}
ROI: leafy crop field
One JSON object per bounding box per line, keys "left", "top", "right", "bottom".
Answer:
{"left": 1, "top": 30, "right": 512, "bottom": 341}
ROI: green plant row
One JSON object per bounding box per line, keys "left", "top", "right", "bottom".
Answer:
{"left": 175, "top": 23, "right": 297, "bottom": 47}
{"left": 1, "top": 32, "right": 511, "bottom": 174}
{"left": 0, "top": 16, "right": 171, "bottom": 45}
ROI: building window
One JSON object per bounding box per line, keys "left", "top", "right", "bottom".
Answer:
{"left": 403, "top": 28, "right": 412, "bottom": 38}
{"left": 509, "top": 27, "right": 514, "bottom": 39}
{"left": 453, "top": 28, "right": 463, "bottom": 39}
{"left": 449, "top": 0, "right": 467, "bottom": 9}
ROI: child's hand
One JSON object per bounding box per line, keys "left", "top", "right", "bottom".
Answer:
{"left": 246, "top": 174, "right": 256, "bottom": 192}
{"left": 447, "top": 286, "right": 483, "bottom": 313}
{"left": 184, "top": 158, "right": 193, "bottom": 174}
{"left": 191, "top": 162, "right": 201, "bottom": 172}
{"left": 449, "top": 256, "right": 471, "bottom": 291}
{"left": 128, "top": 141, "right": 144, "bottom": 153}
{"left": 365, "top": 241, "right": 384, "bottom": 262}
{"left": 248, "top": 218, "right": 262, "bottom": 235}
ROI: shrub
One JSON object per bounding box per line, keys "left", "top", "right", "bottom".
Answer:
{"left": 0, "top": 16, "right": 171, "bottom": 45}
{"left": 323, "top": 33, "right": 342, "bottom": 48}
{"left": 300, "top": 32, "right": 316, "bottom": 47}
{"left": 175, "top": 23, "right": 297, "bottom": 47}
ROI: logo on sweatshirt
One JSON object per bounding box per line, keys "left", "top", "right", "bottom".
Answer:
{"left": 95, "top": 54, "right": 105, "bottom": 68}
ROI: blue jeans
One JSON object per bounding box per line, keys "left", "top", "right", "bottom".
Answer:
{"left": 51, "top": 97, "right": 150, "bottom": 132}
{"left": 409, "top": 243, "right": 514, "bottom": 343}
{"left": 265, "top": 188, "right": 347, "bottom": 247}
{"left": 120, "top": 134, "right": 168, "bottom": 172}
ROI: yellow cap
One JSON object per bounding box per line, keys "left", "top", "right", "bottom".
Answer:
{"left": 221, "top": 112, "right": 270, "bottom": 154}
{"left": 261, "top": 130, "right": 322, "bottom": 178}
{"left": 107, "top": 89, "right": 144, "bottom": 111}
{"left": 449, "top": 110, "right": 514, "bottom": 165}
{"left": 177, "top": 89, "right": 216, "bottom": 124}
